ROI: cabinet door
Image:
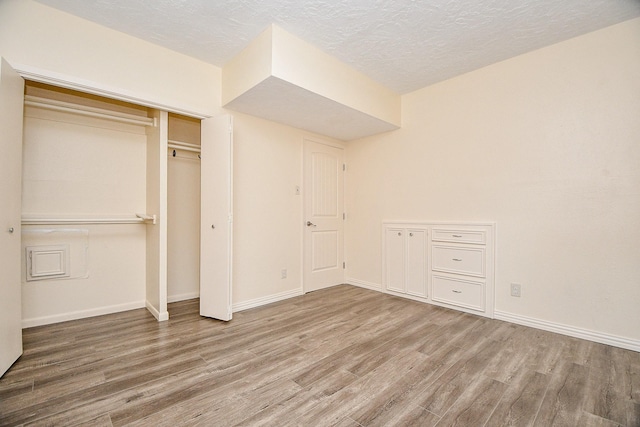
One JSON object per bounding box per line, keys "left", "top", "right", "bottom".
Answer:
{"left": 200, "top": 115, "right": 233, "bottom": 321}
{"left": 385, "top": 228, "right": 405, "bottom": 293}
{"left": 406, "top": 229, "right": 426, "bottom": 297}
{"left": 0, "top": 58, "right": 24, "bottom": 377}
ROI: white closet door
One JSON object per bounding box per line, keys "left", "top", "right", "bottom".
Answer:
{"left": 0, "top": 58, "right": 24, "bottom": 377}
{"left": 303, "top": 139, "right": 345, "bottom": 292}
{"left": 200, "top": 115, "right": 233, "bottom": 321}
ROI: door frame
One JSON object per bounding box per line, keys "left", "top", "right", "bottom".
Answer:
{"left": 302, "top": 137, "right": 346, "bottom": 293}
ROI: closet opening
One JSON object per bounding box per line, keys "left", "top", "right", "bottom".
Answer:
{"left": 20, "top": 81, "right": 203, "bottom": 326}
{"left": 167, "top": 113, "right": 201, "bottom": 303}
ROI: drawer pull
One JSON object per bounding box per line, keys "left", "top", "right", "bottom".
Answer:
{"left": 452, "top": 234, "right": 463, "bottom": 238}
{"left": 452, "top": 290, "right": 462, "bottom": 293}
{"left": 409, "top": 232, "right": 413, "bottom": 237}
{"left": 452, "top": 258, "right": 462, "bottom": 262}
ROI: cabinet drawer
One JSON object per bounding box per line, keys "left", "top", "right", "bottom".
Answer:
{"left": 432, "top": 276, "right": 484, "bottom": 311}
{"left": 432, "top": 245, "right": 485, "bottom": 277}
{"left": 432, "top": 229, "right": 486, "bottom": 244}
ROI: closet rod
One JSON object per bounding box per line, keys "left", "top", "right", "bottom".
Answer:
{"left": 22, "top": 214, "right": 156, "bottom": 225}
{"left": 168, "top": 139, "right": 201, "bottom": 152}
{"left": 168, "top": 144, "right": 201, "bottom": 153}
{"left": 24, "top": 95, "right": 155, "bottom": 127}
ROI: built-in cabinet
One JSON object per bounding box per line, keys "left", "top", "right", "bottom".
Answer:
{"left": 384, "top": 226, "right": 427, "bottom": 298}
{"left": 383, "top": 222, "right": 495, "bottom": 318}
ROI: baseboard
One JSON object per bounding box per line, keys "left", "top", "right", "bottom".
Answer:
{"left": 168, "top": 292, "right": 199, "bottom": 303}
{"left": 232, "top": 288, "right": 304, "bottom": 312}
{"left": 145, "top": 301, "right": 169, "bottom": 322}
{"left": 346, "top": 278, "right": 382, "bottom": 291}
{"left": 494, "top": 310, "right": 640, "bottom": 353}
{"left": 22, "top": 300, "right": 146, "bottom": 328}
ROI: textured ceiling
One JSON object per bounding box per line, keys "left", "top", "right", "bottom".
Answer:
{"left": 35, "top": 0, "right": 640, "bottom": 94}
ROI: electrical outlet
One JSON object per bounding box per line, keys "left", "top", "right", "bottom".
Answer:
{"left": 510, "top": 283, "right": 521, "bottom": 297}
{"left": 281, "top": 269, "right": 287, "bottom": 279}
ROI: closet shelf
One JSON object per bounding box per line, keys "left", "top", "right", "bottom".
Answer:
{"left": 24, "top": 95, "right": 155, "bottom": 127}
{"left": 22, "top": 214, "right": 157, "bottom": 225}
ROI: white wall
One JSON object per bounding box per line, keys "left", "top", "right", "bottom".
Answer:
{"left": 0, "top": 0, "right": 219, "bottom": 324}
{"left": 21, "top": 100, "right": 148, "bottom": 326}
{"left": 0, "top": 0, "right": 221, "bottom": 116}
{"left": 1, "top": 0, "right": 342, "bottom": 322}
{"left": 230, "top": 111, "right": 342, "bottom": 306}
{"left": 345, "top": 18, "right": 640, "bottom": 343}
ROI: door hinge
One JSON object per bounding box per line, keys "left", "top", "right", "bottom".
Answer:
{"left": 343, "top": 262, "right": 346, "bottom": 269}
{"left": 342, "top": 163, "right": 346, "bottom": 171}
{"left": 342, "top": 212, "right": 345, "bottom": 220}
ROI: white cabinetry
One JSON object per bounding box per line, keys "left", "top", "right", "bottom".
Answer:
{"left": 384, "top": 226, "right": 427, "bottom": 298}
{"left": 383, "top": 222, "right": 495, "bottom": 318}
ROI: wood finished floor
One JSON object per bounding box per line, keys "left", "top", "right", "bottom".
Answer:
{"left": 1, "top": 285, "right": 639, "bottom": 427}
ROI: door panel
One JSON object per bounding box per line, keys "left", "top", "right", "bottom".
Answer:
{"left": 200, "top": 115, "right": 233, "bottom": 321}
{"left": 385, "top": 228, "right": 406, "bottom": 293}
{"left": 406, "top": 229, "right": 426, "bottom": 297}
{"left": 304, "top": 140, "right": 344, "bottom": 292}
{"left": 0, "top": 58, "right": 24, "bottom": 377}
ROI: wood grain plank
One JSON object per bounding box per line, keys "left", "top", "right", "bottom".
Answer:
{"left": 434, "top": 375, "right": 507, "bottom": 426}
{"left": 485, "top": 369, "right": 549, "bottom": 427}
{"left": 533, "top": 361, "right": 589, "bottom": 426}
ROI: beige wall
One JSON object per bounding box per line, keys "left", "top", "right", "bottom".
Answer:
{"left": 345, "top": 18, "right": 640, "bottom": 341}
{"left": 5, "top": 0, "right": 640, "bottom": 345}
{"left": 1, "top": 0, "right": 336, "bottom": 322}
{"left": 21, "top": 102, "right": 148, "bottom": 326}
{"left": 230, "top": 111, "right": 342, "bottom": 305}
{"left": 0, "top": 0, "right": 220, "bottom": 116}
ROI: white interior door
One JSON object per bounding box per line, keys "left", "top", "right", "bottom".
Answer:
{"left": 303, "top": 139, "right": 344, "bottom": 292}
{"left": 0, "top": 58, "right": 24, "bottom": 377}
{"left": 200, "top": 114, "right": 233, "bottom": 321}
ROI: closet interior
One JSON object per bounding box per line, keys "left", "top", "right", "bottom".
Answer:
{"left": 20, "top": 81, "right": 201, "bottom": 326}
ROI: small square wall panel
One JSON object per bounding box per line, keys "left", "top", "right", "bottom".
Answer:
{"left": 26, "top": 245, "right": 70, "bottom": 281}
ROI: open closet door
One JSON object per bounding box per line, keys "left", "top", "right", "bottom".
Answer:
{"left": 0, "top": 58, "right": 24, "bottom": 377}
{"left": 200, "top": 114, "right": 233, "bottom": 321}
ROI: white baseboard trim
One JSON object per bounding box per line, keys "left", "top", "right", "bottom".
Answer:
{"left": 145, "top": 301, "right": 169, "bottom": 322}
{"left": 232, "top": 288, "right": 304, "bottom": 312}
{"left": 168, "top": 292, "right": 199, "bottom": 303}
{"left": 346, "top": 278, "right": 382, "bottom": 291}
{"left": 494, "top": 310, "right": 640, "bottom": 353}
{"left": 22, "top": 300, "right": 146, "bottom": 328}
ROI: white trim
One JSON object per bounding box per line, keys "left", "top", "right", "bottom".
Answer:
{"left": 168, "top": 292, "right": 200, "bottom": 303}
{"left": 14, "top": 62, "right": 211, "bottom": 119}
{"left": 146, "top": 300, "right": 169, "bottom": 322}
{"left": 346, "top": 278, "right": 382, "bottom": 291}
{"left": 232, "top": 288, "right": 304, "bottom": 312}
{"left": 494, "top": 310, "right": 640, "bottom": 353}
{"left": 22, "top": 300, "right": 146, "bottom": 328}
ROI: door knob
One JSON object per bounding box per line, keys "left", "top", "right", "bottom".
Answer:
{"left": 8, "top": 227, "right": 14, "bottom": 233}
{"left": 306, "top": 221, "right": 316, "bottom": 227}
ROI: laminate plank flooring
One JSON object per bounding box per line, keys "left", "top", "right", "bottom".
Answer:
{"left": 1, "top": 285, "right": 639, "bottom": 426}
